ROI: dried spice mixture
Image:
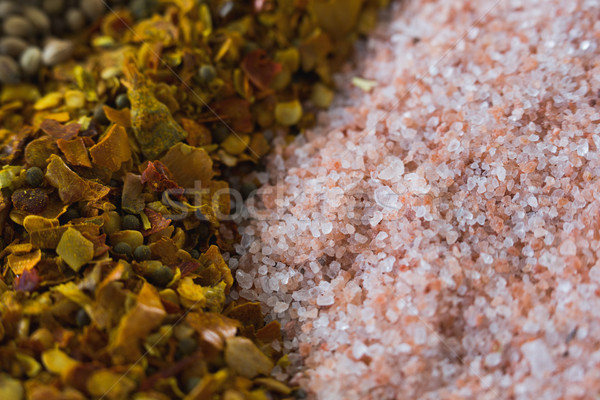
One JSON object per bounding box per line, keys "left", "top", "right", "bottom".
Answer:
{"left": 235, "top": 0, "right": 600, "bottom": 399}
{"left": 0, "top": 0, "right": 386, "bottom": 399}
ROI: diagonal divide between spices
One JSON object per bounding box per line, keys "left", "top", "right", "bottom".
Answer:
{"left": 95, "top": 0, "right": 505, "bottom": 398}
{"left": 98, "top": 0, "right": 262, "bottom": 160}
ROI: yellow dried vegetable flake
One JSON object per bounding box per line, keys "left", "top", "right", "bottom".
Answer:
{"left": 56, "top": 227, "right": 95, "bottom": 272}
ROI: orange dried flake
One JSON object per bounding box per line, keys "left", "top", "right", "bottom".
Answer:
{"left": 45, "top": 155, "right": 110, "bottom": 204}
{"left": 57, "top": 137, "right": 93, "bottom": 168}
{"left": 7, "top": 248, "right": 41, "bottom": 275}
{"left": 102, "top": 105, "right": 132, "bottom": 128}
{"left": 89, "top": 125, "right": 132, "bottom": 172}
{"left": 111, "top": 282, "right": 166, "bottom": 362}
{"left": 181, "top": 118, "right": 212, "bottom": 147}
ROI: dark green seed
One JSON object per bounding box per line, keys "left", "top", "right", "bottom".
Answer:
{"left": 185, "top": 377, "right": 201, "bottom": 393}
{"left": 197, "top": 223, "right": 210, "bottom": 240}
{"left": 61, "top": 207, "right": 80, "bottom": 222}
{"left": 114, "top": 242, "right": 132, "bottom": 256}
{"left": 122, "top": 214, "right": 141, "bottom": 231}
{"left": 198, "top": 64, "right": 216, "bottom": 83}
{"left": 133, "top": 245, "right": 151, "bottom": 261}
{"left": 293, "top": 389, "right": 308, "bottom": 399}
{"left": 147, "top": 264, "right": 174, "bottom": 287}
{"left": 93, "top": 103, "right": 109, "bottom": 125}
{"left": 240, "top": 182, "right": 257, "bottom": 199}
{"left": 189, "top": 249, "right": 200, "bottom": 259}
{"left": 212, "top": 124, "right": 229, "bottom": 143}
{"left": 26, "top": 166, "right": 44, "bottom": 187}
{"left": 76, "top": 308, "right": 91, "bottom": 327}
{"left": 177, "top": 337, "right": 197, "bottom": 355}
{"left": 115, "top": 93, "right": 130, "bottom": 109}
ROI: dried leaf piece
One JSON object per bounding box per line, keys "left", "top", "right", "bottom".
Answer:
{"left": 121, "top": 173, "right": 145, "bottom": 214}
{"left": 241, "top": 50, "right": 282, "bottom": 90}
{"left": 56, "top": 227, "right": 95, "bottom": 272}
{"left": 11, "top": 188, "right": 49, "bottom": 214}
{"left": 7, "top": 248, "right": 41, "bottom": 275}
{"left": 224, "top": 337, "right": 273, "bottom": 379}
{"left": 89, "top": 125, "right": 132, "bottom": 172}
{"left": 123, "top": 58, "right": 187, "bottom": 159}
{"left": 185, "top": 312, "right": 239, "bottom": 350}
{"left": 40, "top": 119, "right": 80, "bottom": 140}
{"left": 160, "top": 143, "right": 215, "bottom": 188}
{"left": 111, "top": 282, "right": 166, "bottom": 362}
{"left": 57, "top": 137, "right": 92, "bottom": 168}
{"left": 103, "top": 105, "right": 131, "bottom": 127}
{"left": 45, "top": 155, "right": 110, "bottom": 204}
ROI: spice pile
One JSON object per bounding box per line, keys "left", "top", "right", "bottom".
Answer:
{"left": 0, "top": 0, "right": 385, "bottom": 399}
{"left": 235, "top": 0, "right": 600, "bottom": 398}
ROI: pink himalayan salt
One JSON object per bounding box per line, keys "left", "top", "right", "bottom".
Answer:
{"left": 234, "top": 0, "right": 600, "bottom": 398}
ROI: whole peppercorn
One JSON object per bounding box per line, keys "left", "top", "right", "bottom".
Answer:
{"left": 26, "top": 166, "right": 44, "bottom": 187}
{"left": 198, "top": 64, "right": 216, "bottom": 83}
{"left": 122, "top": 214, "right": 141, "bottom": 231}
{"left": 133, "top": 245, "right": 151, "bottom": 261}
{"left": 189, "top": 249, "right": 200, "bottom": 259}
{"left": 76, "top": 308, "right": 91, "bottom": 327}
{"left": 115, "top": 93, "right": 130, "bottom": 109}
{"left": 146, "top": 262, "right": 174, "bottom": 287}
{"left": 113, "top": 242, "right": 132, "bottom": 257}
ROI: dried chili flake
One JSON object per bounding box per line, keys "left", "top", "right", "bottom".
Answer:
{"left": 40, "top": 119, "right": 80, "bottom": 140}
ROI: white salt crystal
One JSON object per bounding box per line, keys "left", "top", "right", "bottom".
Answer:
{"left": 521, "top": 339, "right": 556, "bottom": 378}
{"left": 355, "top": 233, "right": 368, "bottom": 244}
{"left": 274, "top": 301, "right": 289, "bottom": 313}
{"left": 484, "top": 353, "right": 502, "bottom": 367}
{"left": 236, "top": 270, "right": 254, "bottom": 289}
{"left": 316, "top": 294, "right": 335, "bottom": 306}
{"left": 559, "top": 239, "right": 577, "bottom": 256}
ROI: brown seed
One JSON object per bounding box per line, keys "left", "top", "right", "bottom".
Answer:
{"left": 66, "top": 8, "right": 85, "bottom": 32}
{"left": 23, "top": 7, "right": 51, "bottom": 34}
{"left": 0, "top": 1, "right": 19, "bottom": 19}
{"left": 42, "top": 39, "right": 73, "bottom": 66}
{"left": 42, "top": 0, "right": 64, "bottom": 14}
{"left": 0, "top": 55, "right": 20, "bottom": 84}
{"left": 20, "top": 46, "right": 42, "bottom": 76}
{"left": 0, "top": 36, "right": 27, "bottom": 57}
{"left": 3, "top": 15, "right": 34, "bottom": 38}
{"left": 11, "top": 188, "right": 49, "bottom": 214}
{"left": 80, "top": 0, "right": 105, "bottom": 20}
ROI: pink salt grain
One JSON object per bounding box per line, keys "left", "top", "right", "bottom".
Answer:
{"left": 234, "top": 0, "right": 600, "bottom": 398}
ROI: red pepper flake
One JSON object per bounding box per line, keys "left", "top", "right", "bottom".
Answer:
{"left": 141, "top": 161, "right": 180, "bottom": 193}
{"left": 14, "top": 268, "right": 40, "bottom": 292}
{"left": 40, "top": 119, "right": 81, "bottom": 140}
{"left": 242, "top": 49, "right": 282, "bottom": 90}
